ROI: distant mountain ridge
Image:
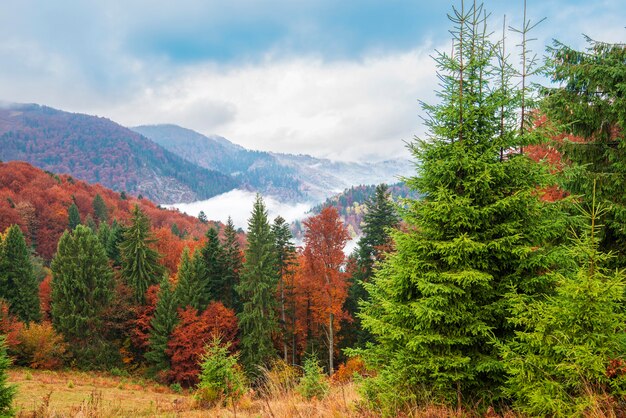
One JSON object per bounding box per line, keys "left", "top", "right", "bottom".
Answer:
{"left": 0, "top": 104, "right": 237, "bottom": 203}
{"left": 132, "top": 124, "right": 413, "bottom": 203}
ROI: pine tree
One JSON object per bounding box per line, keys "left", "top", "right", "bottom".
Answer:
{"left": 356, "top": 1, "right": 564, "bottom": 409}
{"left": 221, "top": 217, "right": 242, "bottom": 313}
{"left": 0, "top": 336, "right": 15, "bottom": 417}
{"left": 120, "top": 205, "right": 165, "bottom": 303}
{"left": 271, "top": 216, "right": 297, "bottom": 363}
{"left": 0, "top": 225, "right": 41, "bottom": 323}
{"left": 201, "top": 228, "right": 226, "bottom": 305}
{"left": 174, "top": 248, "right": 206, "bottom": 311}
{"left": 198, "top": 211, "right": 208, "bottom": 224}
{"left": 502, "top": 189, "right": 626, "bottom": 415}
{"left": 67, "top": 203, "right": 81, "bottom": 230}
{"left": 92, "top": 194, "right": 108, "bottom": 225}
{"left": 236, "top": 195, "right": 278, "bottom": 376}
{"left": 541, "top": 38, "right": 626, "bottom": 266}
{"left": 51, "top": 225, "right": 113, "bottom": 342}
{"left": 145, "top": 276, "right": 178, "bottom": 373}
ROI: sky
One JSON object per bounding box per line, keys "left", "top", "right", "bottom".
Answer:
{"left": 1, "top": 0, "right": 624, "bottom": 162}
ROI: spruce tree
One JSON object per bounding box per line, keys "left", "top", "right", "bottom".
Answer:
{"left": 0, "top": 336, "right": 15, "bottom": 417}
{"left": 356, "top": 2, "right": 564, "bottom": 409}
{"left": 342, "top": 184, "right": 399, "bottom": 350}
{"left": 92, "top": 194, "right": 108, "bottom": 225}
{"left": 502, "top": 190, "right": 626, "bottom": 415}
{"left": 201, "top": 227, "right": 227, "bottom": 305}
{"left": 271, "top": 215, "right": 297, "bottom": 363}
{"left": 541, "top": 38, "right": 626, "bottom": 266}
{"left": 221, "top": 217, "right": 242, "bottom": 313}
{"left": 106, "top": 220, "right": 125, "bottom": 267}
{"left": 174, "top": 248, "right": 206, "bottom": 311}
{"left": 236, "top": 195, "right": 279, "bottom": 376}
{"left": 145, "top": 276, "right": 178, "bottom": 373}
{"left": 67, "top": 203, "right": 81, "bottom": 230}
{"left": 51, "top": 225, "right": 113, "bottom": 342}
{"left": 120, "top": 205, "right": 165, "bottom": 303}
{"left": 0, "top": 225, "right": 41, "bottom": 323}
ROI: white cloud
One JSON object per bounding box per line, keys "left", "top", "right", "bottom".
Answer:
{"left": 166, "top": 188, "right": 313, "bottom": 231}
{"left": 93, "top": 47, "right": 438, "bottom": 162}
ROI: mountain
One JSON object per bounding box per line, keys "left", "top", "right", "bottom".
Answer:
{"left": 0, "top": 104, "right": 238, "bottom": 203}
{"left": 132, "top": 124, "right": 304, "bottom": 201}
{"left": 132, "top": 124, "right": 413, "bottom": 203}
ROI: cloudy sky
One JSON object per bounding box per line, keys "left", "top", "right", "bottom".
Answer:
{"left": 1, "top": 0, "right": 624, "bottom": 162}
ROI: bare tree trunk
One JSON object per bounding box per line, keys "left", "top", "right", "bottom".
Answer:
{"left": 329, "top": 312, "right": 334, "bottom": 375}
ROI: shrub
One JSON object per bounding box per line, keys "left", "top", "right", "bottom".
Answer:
{"left": 332, "top": 356, "right": 371, "bottom": 384}
{"left": 297, "top": 356, "right": 329, "bottom": 400}
{"left": 14, "top": 321, "right": 68, "bottom": 369}
{"left": 195, "top": 337, "right": 247, "bottom": 408}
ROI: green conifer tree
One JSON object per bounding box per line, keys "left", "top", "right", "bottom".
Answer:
{"left": 174, "top": 248, "right": 206, "bottom": 310}
{"left": 106, "top": 220, "right": 125, "bottom": 267}
{"left": 120, "top": 205, "right": 164, "bottom": 303}
{"left": 236, "top": 195, "right": 279, "bottom": 376}
{"left": 92, "top": 194, "right": 108, "bottom": 225}
{"left": 542, "top": 38, "right": 626, "bottom": 266}
{"left": 51, "top": 225, "right": 113, "bottom": 342}
{"left": 502, "top": 189, "right": 626, "bottom": 415}
{"left": 271, "top": 215, "right": 297, "bottom": 363}
{"left": 0, "top": 225, "right": 41, "bottom": 322}
{"left": 356, "top": 2, "right": 564, "bottom": 410}
{"left": 145, "top": 276, "right": 178, "bottom": 373}
{"left": 67, "top": 203, "right": 81, "bottom": 230}
{"left": 342, "top": 184, "right": 399, "bottom": 350}
{"left": 0, "top": 336, "right": 15, "bottom": 417}
{"left": 221, "top": 217, "right": 242, "bottom": 313}
{"left": 201, "top": 227, "right": 227, "bottom": 305}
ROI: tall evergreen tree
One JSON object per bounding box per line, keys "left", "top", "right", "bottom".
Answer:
{"left": 67, "top": 203, "right": 81, "bottom": 230}
{"left": 0, "top": 225, "right": 41, "bottom": 322}
{"left": 51, "top": 225, "right": 113, "bottom": 342}
{"left": 221, "top": 217, "right": 242, "bottom": 313}
{"left": 356, "top": 2, "right": 565, "bottom": 410}
{"left": 236, "top": 195, "right": 279, "bottom": 376}
{"left": 541, "top": 38, "right": 626, "bottom": 266}
{"left": 120, "top": 205, "right": 164, "bottom": 303}
{"left": 342, "top": 184, "right": 399, "bottom": 350}
{"left": 145, "top": 276, "right": 178, "bottom": 373}
{"left": 92, "top": 194, "right": 108, "bottom": 225}
{"left": 174, "top": 248, "right": 207, "bottom": 311}
{"left": 0, "top": 336, "right": 15, "bottom": 417}
{"left": 201, "top": 227, "right": 227, "bottom": 305}
{"left": 106, "top": 220, "right": 125, "bottom": 267}
{"left": 271, "top": 215, "right": 297, "bottom": 363}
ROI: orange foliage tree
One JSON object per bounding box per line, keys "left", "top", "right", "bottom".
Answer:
{"left": 301, "top": 207, "right": 349, "bottom": 374}
{"left": 166, "top": 302, "right": 238, "bottom": 386}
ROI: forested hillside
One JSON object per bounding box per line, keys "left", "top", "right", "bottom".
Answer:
{"left": 0, "top": 104, "right": 237, "bottom": 203}
{"left": 0, "top": 161, "right": 226, "bottom": 262}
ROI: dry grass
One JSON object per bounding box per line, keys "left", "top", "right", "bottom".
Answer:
{"left": 10, "top": 368, "right": 201, "bottom": 417}
{"left": 8, "top": 367, "right": 370, "bottom": 418}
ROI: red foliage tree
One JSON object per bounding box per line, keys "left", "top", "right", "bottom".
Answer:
{"left": 167, "top": 302, "right": 238, "bottom": 386}
{"left": 130, "top": 284, "right": 160, "bottom": 353}
{"left": 301, "top": 207, "right": 350, "bottom": 374}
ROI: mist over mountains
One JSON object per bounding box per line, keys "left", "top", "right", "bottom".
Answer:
{"left": 0, "top": 102, "right": 413, "bottom": 210}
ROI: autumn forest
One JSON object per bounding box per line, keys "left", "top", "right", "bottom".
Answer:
{"left": 1, "top": 1, "right": 626, "bottom": 416}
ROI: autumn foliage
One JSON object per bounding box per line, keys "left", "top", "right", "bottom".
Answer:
{"left": 167, "top": 302, "right": 238, "bottom": 386}
{"left": 0, "top": 161, "right": 219, "bottom": 261}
